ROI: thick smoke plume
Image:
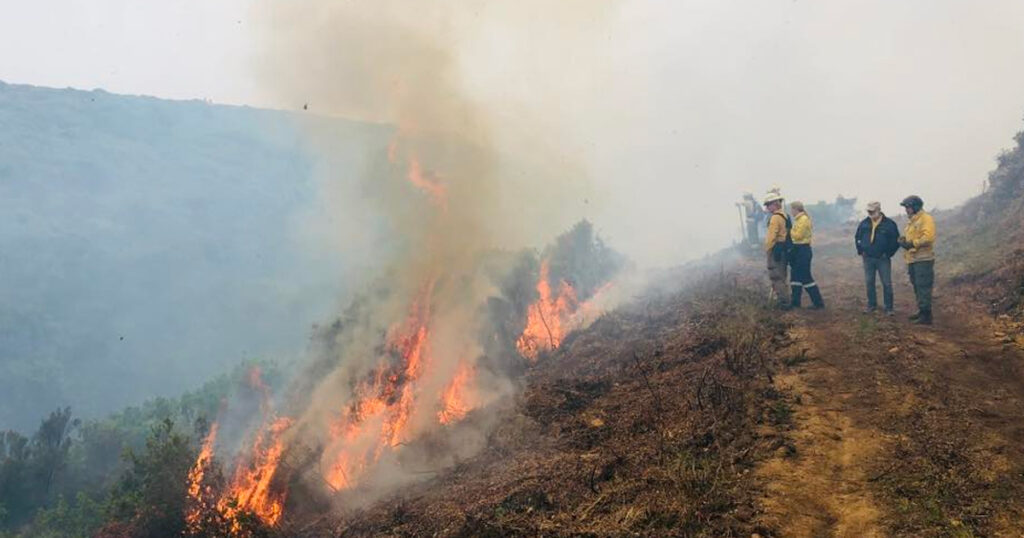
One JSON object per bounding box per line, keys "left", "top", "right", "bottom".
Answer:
{"left": 192, "top": 0, "right": 625, "bottom": 517}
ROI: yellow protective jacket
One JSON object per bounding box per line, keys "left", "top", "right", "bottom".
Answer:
{"left": 764, "top": 211, "right": 788, "bottom": 253}
{"left": 791, "top": 212, "right": 812, "bottom": 245}
{"left": 903, "top": 210, "right": 936, "bottom": 263}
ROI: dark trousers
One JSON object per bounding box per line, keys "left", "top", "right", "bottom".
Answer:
{"left": 789, "top": 245, "right": 824, "bottom": 307}
{"left": 862, "top": 255, "right": 893, "bottom": 311}
{"left": 908, "top": 260, "right": 934, "bottom": 312}
{"left": 767, "top": 251, "right": 789, "bottom": 305}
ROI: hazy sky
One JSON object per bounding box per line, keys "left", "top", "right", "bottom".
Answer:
{"left": 3, "top": 0, "right": 1024, "bottom": 266}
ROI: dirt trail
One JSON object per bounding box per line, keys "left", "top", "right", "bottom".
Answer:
{"left": 753, "top": 245, "right": 1024, "bottom": 537}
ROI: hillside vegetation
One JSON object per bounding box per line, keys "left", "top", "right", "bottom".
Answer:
{"left": 0, "top": 82, "right": 387, "bottom": 430}
{"left": 945, "top": 127, "right": 1024, "bottom": 323}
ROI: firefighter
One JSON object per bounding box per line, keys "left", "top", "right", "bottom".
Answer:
{"left": 898, "top": 195, "right": 936, "bottom": 325}
{"left": 763, "top": 191, "right": 790, "bottom": 309}
{"left": 788, "top": 201, "right": 824, "bottom": 309}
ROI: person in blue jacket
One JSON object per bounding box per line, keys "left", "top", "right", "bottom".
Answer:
{"left": 854, "top": 201, "right": 900, "bottom": 314}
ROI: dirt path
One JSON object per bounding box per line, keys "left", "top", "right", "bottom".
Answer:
{"left": 753, "top": 246, "right": 1024, "bottom": 537}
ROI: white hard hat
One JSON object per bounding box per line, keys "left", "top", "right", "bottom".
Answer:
{"left": 763, "top": 191, "right": 784, "bottom": 205}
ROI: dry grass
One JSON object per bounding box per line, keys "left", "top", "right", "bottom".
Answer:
{"left": 281, "top": 276, "right": 792, "bottom": 537}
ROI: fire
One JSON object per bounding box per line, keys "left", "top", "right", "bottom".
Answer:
{"left": 217, "top": 417, "right": 293, "bottom": 530}
{"left": 406, "top": 157, "right": 447, "bottom": 208}
{"left": 516, "top": 260, "right": 579, "bottom": 359}
{"left": 324, "top": 282, "right": 440, "bottom": 491}
{"left": 387, "top": 135, "right": 448, "bottom": 209}
{"left": 184, "top": 255, "right": 613, "bottom": 527}
{"left": 184, "top": 367, "right": 293, "bottom": 534}
{"left": 438, "top": 361, "right": 476, "bottom": 425}
{"left": 185, "top": 423, "right": 219, "bottom": 533}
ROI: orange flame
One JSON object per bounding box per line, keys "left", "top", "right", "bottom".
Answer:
{"left": 388, "top": 135, "right": 447, "bottom": 209}
{"left": 184, "top": 367, "right": 293, "bottom": 533}
{"left": 406, "top": 157, "right": 448, "bottom": 208}
{"left": 185, "top": 423, "right": 219, "bottom": 533}
{"left": 438, "top": 362, "right": 476, "bottom": 425}
{"left": 516, "top": 260, "right": 578, "bottom": 359}
{"left": 324, "top": 281, "right": 440, "bottom": 491}
{"left": 217, "top": 417, "right": 293, "bottom": 530}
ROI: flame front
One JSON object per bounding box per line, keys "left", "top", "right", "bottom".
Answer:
{"left": 516, "top": 260, "right": 579, "bottom": 359}
{"left": 438, "top": 361, "right": 476, "bottom": 425}
{"left": 185, "top": 423, "right": 219, "bottom": 533}
{"left": 184, "top": 368, "right": 293, "bottom": 534}
{"left": 217, "top": 417, "right": 293, "bottom": 530}
{"left": 324, "top": 282, "right": 438, "bottom": 491}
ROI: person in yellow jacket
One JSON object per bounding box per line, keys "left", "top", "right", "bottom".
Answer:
{"left": 898, "top": 195, "right": 936, "bottom": 325}
{"left": 763, "top": 191, "right": 791, "bottom": 309}
{"left": 787, "top": 201, "right": 825, "bottom": 309}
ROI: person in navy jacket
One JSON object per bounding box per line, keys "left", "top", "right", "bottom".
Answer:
{"left": 854, "top": 201, "right": 900, "bottom": 314}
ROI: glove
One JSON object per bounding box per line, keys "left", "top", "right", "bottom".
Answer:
{"left": 898, "top": 237, "right": 913, "bottom": 250}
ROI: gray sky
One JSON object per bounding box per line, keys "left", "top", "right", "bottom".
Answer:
{"left": 3, "top": 0, "right": 1024, "bottom": 266}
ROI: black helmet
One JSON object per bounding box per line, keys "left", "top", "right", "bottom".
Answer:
{"left": 900, "top": 195, "right": 924, "bottom": 212}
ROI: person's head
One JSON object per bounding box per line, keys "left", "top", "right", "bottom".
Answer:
{"left": 900, "top": 195, "right": 924, "bottom": 216}
{"left": 789, "top": 201, "right": 805, "bottom": 215}
{"left": 866, "top": 201, "right": 882, "bottom": 220}
{"left": 763, "top": 191, "right": 784, "bottom": 212}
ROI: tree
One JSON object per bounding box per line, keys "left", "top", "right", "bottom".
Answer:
{"left": 30, "top": 408, "right": 79, "bottom": 506}
{"left": 104, "top": 419, "right": 194, "bottom": 537}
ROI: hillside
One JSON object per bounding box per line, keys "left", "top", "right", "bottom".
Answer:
{"left": 944, "top": 128, "right": 1024, "bottom": 326}
{"left": 296, "top": 128, "right": 1024, "bottom": 536}
{"left": 0, "top": 82, "right": 389, "bottom": 430}
{"left": 3, "top": 94, "right": 1024, "bottom": 537}
{"left": 280, "top": 126, "right": 1024, "bottom": 536}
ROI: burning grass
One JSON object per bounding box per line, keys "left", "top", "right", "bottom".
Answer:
{"left": 178, "top": 221, "right": 624, "bottom": 536}
{"left": 287, "top": 276, "right": 791, "bottom": 537}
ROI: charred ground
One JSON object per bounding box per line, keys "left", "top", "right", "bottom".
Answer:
{"left": 294, "top": 276, "right": 791, "bottom": 537}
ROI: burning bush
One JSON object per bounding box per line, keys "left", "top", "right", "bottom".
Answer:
{"left": 175, "top": 219, "right": 624, "bottom": 534}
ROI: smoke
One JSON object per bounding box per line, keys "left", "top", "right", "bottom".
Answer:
{"left": 251, "top": 0, "right": 622, "bottom": 259}
{"left": 216, "top": 0, "right": 1024, "bottom": 511}
{"left": 224, "top": 0, "right": 624, "bottom": 509}
{"left": 250, "top": 0, "right": 1024, "bottom": 270}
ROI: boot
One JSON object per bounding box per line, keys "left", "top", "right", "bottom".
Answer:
{"left": 908, "top": 311, "right": 921, "bottom": 321}
{"left": 807, "top": 285, "right": 825, "bottom": 310}
{"left": 790, "top": 285, "right": 803, "bottom": 308}
{"left": 913, "top": 309, "right": 932, "bottom": 325}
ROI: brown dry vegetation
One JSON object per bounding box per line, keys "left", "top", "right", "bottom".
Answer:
{"left": 281, "top": 276, "right": 792, "bottom": 537}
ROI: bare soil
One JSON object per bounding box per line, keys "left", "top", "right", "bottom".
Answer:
{"left": 752, "top": 237, "right": 1024, "bottom": 537}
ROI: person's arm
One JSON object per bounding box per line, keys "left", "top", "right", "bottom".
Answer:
{"left": 912, "top": 215, "right": 935, "bottom": 248}
{"left": 886, "top": 220, "right": 901, "bottom": 257}
{"left": 765, "top": 214, "right": 783, "bottom": 252}
{"left": 854, "top": 220, "right": 865, "bottom": 254}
